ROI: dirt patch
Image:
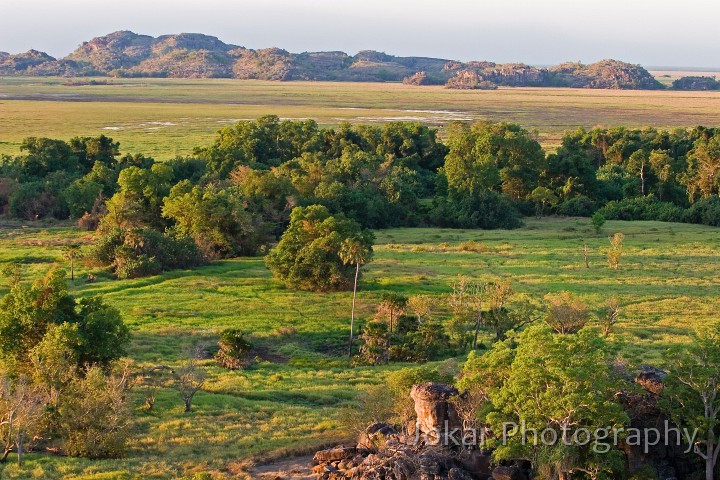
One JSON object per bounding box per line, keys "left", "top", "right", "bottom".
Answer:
{"left": 249, "top": 454, "right": 315, "bottom": 480}
{"left": 252, "top": 344, "right": 290, "bottom": 364}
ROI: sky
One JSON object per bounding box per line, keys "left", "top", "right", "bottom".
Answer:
{"left": 0, "top": 0, "right": 718, "bottom": 68}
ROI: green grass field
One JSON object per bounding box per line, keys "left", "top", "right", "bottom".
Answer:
{"left": 0, "top": 217, "right": 718, "bottom": 479}
{"left": 2, "top": 77, "right": 720, "bottom": 159}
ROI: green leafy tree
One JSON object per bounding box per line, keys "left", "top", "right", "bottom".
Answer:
{"left": 443, "top": 121, "right": 544, "bottom": 199}
{"left": 460, "top": 325, "right": 628, "bottom": 480}
{"left": 0, "top": 267, "right": 129, "bottom": 371}
{"left": 355, "top": 321, "right": 390, "bottom": 366}
{"left": 265, "top": 205, "right": 374, "bottom": 291}
{"left": 162, "top": 180, "right": 266, "bottom": 259}
{"left": 663, "top": 323, "right": 720, "bottom": 480}
{"left": 216, "top": 329, "right": 253, "bottom": 370}
{"left": 529, "top": 186, "right": 559, "bottom": 217}
{"left": 99, "top": 164, "right": 173, "bottom": 232}
{"left": 683, "top": 134, "right": 720, "bottom": 201}
{"left": 75, "top": 297, "right": 130, "bottom": 367}
{"left": 591, "top": 212, "right": 606, "bottom": 233}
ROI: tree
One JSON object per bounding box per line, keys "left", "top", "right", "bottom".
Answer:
{"left": 443, "top": 121, "right": 544, "bottom": 199}
{"left": 543, "top": 291, "right": 590, "bottom": 334}
{"left": 484, "top": 283, "right": 537, "bottom": 342}
{"left": 683, "top": 134, "right": 720, "bottom": 201}
{"left": 63, "top": 244, "right": 82, "bottom": 281}
{"left": 216, "top": 329, "right": 253, "bottom": 370}
{"left": 355, "top": 321, "right": 390, "bottom": 366}
{"left": 74, "top": 297, "right": 130, "bottom": 367}
{"left": 375, "top": 293, "right": 408, "bottom": 334}
{"left": 627, "top": 149, "right": 649, "bottom": 196}
{"left": 162, "top": 180, "right": 267, "bottom": 259}
{"left": 0, "top": 375, "right": 43, "bottom": 466}
{"left": 59, "top": 363, "right": 133, "bottom": 458}
{"left": 663, "top": 323, "right": 720, "bottom": 480}
{"left": 0, "top": 267, "right": 130, "bottom": 371}
{"left": 339, "top": 238, "right": 373, "bottom": 355}
{"left": 98, "top": 164, "right": 172, "bottom": 232}
{"left": 85, "top": 227, "right": 203, "bottom": 279}
{"left": 265, "top": 205, "right": 374, "bottom": 291}
{"left": 461, "top": 325, "right": 628, "bottom": 480}
{"left": 529, "top": 186, "right": 559, "bottom": 218}
{"left": 175, "top": 353, "right": 206, "bottom": 413}
{"left": 591, "top": 212, "right": 606, "bottom": 234}
{"left": 600, "top": 297, "right": 621, "bottom": 337}
{"left": 407, "top": 295, "right": 436, "bottom": 324}
{"left": 607, "top": 232, "right": 625, "bottom": 270}
{"left": 447, "top": 276, "right": 474, "bottom": 351}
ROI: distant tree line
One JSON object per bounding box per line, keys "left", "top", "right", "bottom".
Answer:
{"left": 1, "top": 116, "right": 718, "bottom": 279}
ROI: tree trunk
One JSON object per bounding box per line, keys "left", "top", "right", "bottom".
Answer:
{"left": 472, "top": 311, "right": 482, "bottom": 349}
{"left": 184, "top": 398, "right": 192, "bottom": 412}
{"left": 348, "top": 261, "right": 359, "bottom": 357}
{"left": 583, "top": 243, "right": 589, "bottom": 268}
{"left": 0, "top": 448, "right": 10, "bottom": 463}
{"left": 16, "top": 436, "right": 22, "bottom": 467}
{"left": 640, "top": 162, "right": 646, "bottom": 196}
{"left": 70, "top": 258, "right": 74, "bottom": 281}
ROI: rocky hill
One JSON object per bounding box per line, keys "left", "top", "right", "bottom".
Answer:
{"left": 0, "top": 30, "right": 673, "bottom": 89}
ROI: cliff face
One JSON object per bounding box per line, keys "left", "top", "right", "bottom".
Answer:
{"left": 0, "top": 31, "right": 665, "bottom": 90}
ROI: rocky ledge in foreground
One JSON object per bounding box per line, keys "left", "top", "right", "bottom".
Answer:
{"left": 311, "top": 382, "right": 526, "bottom": 480}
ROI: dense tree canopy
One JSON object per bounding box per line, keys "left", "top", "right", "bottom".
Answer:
{"left": 2, "top": 118, "right": 720, "bottom": 279}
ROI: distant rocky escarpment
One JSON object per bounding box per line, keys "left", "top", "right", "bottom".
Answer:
{"left": 0, "top": 30, "right": 681, "bottom": 90}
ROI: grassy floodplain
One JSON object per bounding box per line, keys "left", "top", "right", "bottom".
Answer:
{"left": 2, "top": 77, "right": 720, "bottom": 158}
{"left": 0, "top": 217, "right": 718, "bottom": 478}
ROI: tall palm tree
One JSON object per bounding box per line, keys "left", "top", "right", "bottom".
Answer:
{"left": 339, "top": 238, "right": 370, "bottom": 357}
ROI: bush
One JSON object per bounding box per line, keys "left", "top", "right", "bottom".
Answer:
{"left": 684, "top": 196, "right": 720, "bottom": 226}
{"left": 216, "top": 329, "right": 253, "bottom": 370}
{"left": 591, "top": 212, "right": 606, "bottom": 233}
{"left": 598, "top": 196, "right": 685, "bottom": 222}
{"left": 86, "top": 228, "right": 204, "bottom": 279}
{"left": 556, "top": 195, "right": 597, "bottom": 217}
{"left": 354, "top": 321, "right": 390, "bottom": 366}
{"left": 8, "top": 181, "right": 56, "bottom": 220}
{"left": 59, "top": 364, "right": 132, "bottom": 458}
{"left": 431, "top": 189, "right": 523, "bottom": 229}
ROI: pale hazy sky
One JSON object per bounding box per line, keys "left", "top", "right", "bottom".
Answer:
{"left": 0, "top": 0, "right": 717, "bottom": 67}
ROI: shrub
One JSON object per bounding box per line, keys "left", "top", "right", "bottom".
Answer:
{"left": 59, "top": 364, "right": 132, "bottom": 459}
{"left": 431, "top": 189, "right": 523, "bottom": 229}
{"left": 555, "top": 195, "right": 597, "bottom": 217}
{"left": 216, "top": 329, "right": 253, "bottom": 370}
{"left": 684, "top": 196, "right": 720, "bottom": 226}
{"left": 597, "top": 196, "right": 685, "bottom": 222}
{"left": 459, "top": 240, "right": 487, "bottom": 253}
{"left": 354, "top": 321, "right": 390, "bottom": 366}
{"left": 86, "top": 227, "right": 204, "bottom": 279}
